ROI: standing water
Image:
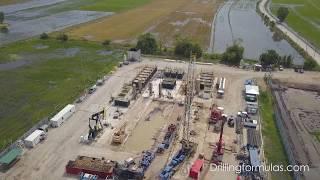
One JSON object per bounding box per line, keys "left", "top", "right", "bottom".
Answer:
{"left": 212, "top": 0, "right": 303, "bottom": 64}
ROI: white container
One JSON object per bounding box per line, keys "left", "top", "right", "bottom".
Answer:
{"left": 24, "top": 129, "right": 44, "bottom": 148}
{"left": 50, "top": 104, "right": 75, "bottom": 127}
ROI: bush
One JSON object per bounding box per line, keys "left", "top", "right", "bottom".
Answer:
{"left": 304, "top": 58, "right": 318, "bottom": 70}
{"left": 174, "top": 38, "right": 202, "bottom": 58}
{"left": 221, "top": 44, "right": 244, "bottom": 65}
{"left": 57, "top": 33, "right": 68, "bottom": 42}
{"left": 0, "top": 12, "right": 4, "bottom": 24}
{"left": 136, "top": 33, "right": 158, "bottom": 54}
{"left": 277, "top": 7, "right": 289, "bottom": 22}
{"left": 259, "top": 50, "right": 280, "bottom": 67}
{"left": 102, "top": 39, "right": 111, "bottom": 46}
{"left": 0, "top": 26, "right": 8, "bottom": 33}
{"left": 40, "top": 33, "right": 49, "bottom": 40}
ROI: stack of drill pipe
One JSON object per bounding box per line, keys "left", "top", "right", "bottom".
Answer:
{"left": 247, "top": 129, "right": 261, "bottom": 148}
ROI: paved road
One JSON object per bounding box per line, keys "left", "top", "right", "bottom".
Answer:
{"left": 259, "top": 0, "right": 320, "bottom": 65}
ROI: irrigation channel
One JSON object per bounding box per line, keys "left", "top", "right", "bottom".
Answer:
{"left": 212, "top": 0, "right": 304, "bottom": 65}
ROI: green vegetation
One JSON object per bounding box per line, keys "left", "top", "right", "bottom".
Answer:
{"left": 56, "top": 33, "right": 69, "bottom": 42}
{"left": 0, "top": 11, "right": 4, "bottom": 24}
{"left": 40, "top": 33, "right": 49, "bottom": 40}
{"left": 174, "top": 38, "right": 202, "bottom": 58}
{"left": 277, "top": 7, "right": 289, "bottom": 22}
{"left": 0, "top": 38, "right": 120, "bottom": 150}
{"left": 81, "top": 0, "right": 152, "bottom": 12}
{"left": 136, "top": 33, "right": 158, "bottom": 54}
{"left": 221, "top": 44, "right": 244, "bottom": 66}
{"left": 271, "top": 0, "right": 320, "bottom": 49}
{"left": 259, "top": 49, "right": 296, "bottom": 69}
{"left": 260, "top": 90, "right": 292, "bottom": 180}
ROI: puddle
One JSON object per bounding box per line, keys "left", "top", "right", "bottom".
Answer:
{"left": 97, "top": 50, "right": 113, "bottom": 56}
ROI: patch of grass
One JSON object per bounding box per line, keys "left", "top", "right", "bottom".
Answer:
{"left": 271, "top": 0, "right": 320, "bottom": 49}
{"left": 0, "top": 38, "right": 120, "bottom": 150}
{"left": 0, "top": 0, "right": 28, "bottom": 6}
{"left": 260, "top": 90, "right": 292, "bottom": 180}
{"left": 81, "top": 0, "right": 153, "bottom": 12}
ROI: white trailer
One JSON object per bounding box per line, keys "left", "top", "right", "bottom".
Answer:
{"left": 24, "top": 129, "right": 45, "bottom": 148}
{"left": 217, "top": 77, "right": 226, "bottom": 98}
{"left": 50, "top": 104, "right": 76, "bottom": 127}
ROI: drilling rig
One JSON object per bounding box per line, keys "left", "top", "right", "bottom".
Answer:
{"left": 181, "top": 54, "right": 197, "bottom": 153}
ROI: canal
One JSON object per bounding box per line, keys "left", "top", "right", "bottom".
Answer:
{"left": 212, "top": 0, "right": 303, "bottom": 64}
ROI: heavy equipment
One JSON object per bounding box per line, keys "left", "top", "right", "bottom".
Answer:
{"left": 112, "top": 123, "right": 127, "bottom": 144}
{"left": 88, "top": 109, "right": 105, "bottom": 140}
{"left": 209, "top": 105, "right": 223, "bottom": 124}
{"left": 212, "top": 117, "right": 227, "bottom": 165}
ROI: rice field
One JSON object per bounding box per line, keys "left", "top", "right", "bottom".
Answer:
{"left": 271, "top": 0, "right": 320, "bottom": 49}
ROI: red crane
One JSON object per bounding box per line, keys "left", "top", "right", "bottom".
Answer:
{"left": 211, "top": 117, "right": 227, "bottom": 164}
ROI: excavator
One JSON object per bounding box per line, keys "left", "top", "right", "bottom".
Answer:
{"left": 88, "top": 109, "right": 106, "bottom": 140}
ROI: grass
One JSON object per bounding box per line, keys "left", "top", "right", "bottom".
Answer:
{"left": 271, "top": 0, "right": 320, "bottom": 49}
{"left": 81, "top": 0, "right": 152, "bottom": 12}
{"left": 259, "top": 90, "right": 292, "bottom": 180}
{"left": 0, "top": 38, "right": 120, "bottom": 150}
{"left": 0, "top": 0, "right": 28, "bottom": 6}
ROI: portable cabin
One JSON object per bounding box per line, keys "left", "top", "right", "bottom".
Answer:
{"left": 50, "top": 104, "right": 76, "bottom": 127}
{"left": 24, "top": 129, "right": 45, "bottom": 148}
{"left": 245, "top": 85, "right": 259, "bottom": 102}
{"left": 189, "top": 159, "right": 204, "bottom": 179}
{"left": 0, "top": 148, "right": 22, "bottom": 169}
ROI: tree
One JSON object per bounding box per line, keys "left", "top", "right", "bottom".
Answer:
{"left": 0, "top": 12, "right": 4, "bottom": 24}
{"left": 221, "top": 44, "right": 244, "bottom": 65}
{"left": 304, "top": 58, "right": 317, "bottom": 70}
{"left": 102, "top": 39, "right": 111, "bottom": 46}
{"left": 40, "top": 33, "right": 49, "bottom": 40}
{"left": 57, "top": 33, "right": 68, "bottom": 42}
{"left": 174, "top": 38, "right": 202, "bottom": 58}
{"left": 277, "top": 7, "right": 289, "bottom": 22}
{"left": 0, "top": 26, "right": 8, "bottom": 33}
{"left": 279, "top": 55, "right": 293, "bottom": 68}
{"left": 259, "top": 50, "right": 280, "bottom": 67}
{"left": 136, "top": 33, "right": 158, "bottom": 54}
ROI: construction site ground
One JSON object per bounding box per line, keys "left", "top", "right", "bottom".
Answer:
{"left": 1, "top": 58, "right": 320, "bottom": 180}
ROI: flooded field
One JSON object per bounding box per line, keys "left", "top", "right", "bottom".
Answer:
{"left": 212, "top": 0, "right": 303, "bottom": 64}
{"left": 0, "top": 0, "right": 113, "bottom": 45}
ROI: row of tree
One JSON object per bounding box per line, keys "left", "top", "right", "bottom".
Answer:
{"left": 135, "top": 33, "right": 203, "bottom": 58}
{"left": 259, "top": 50, "right": 293, "bottom": 68}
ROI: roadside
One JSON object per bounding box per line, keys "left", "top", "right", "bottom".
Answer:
{"left": 258, "top": 0, "right": 320, "bottom": 65}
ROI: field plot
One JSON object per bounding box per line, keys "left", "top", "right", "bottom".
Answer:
{"left": 1, "top": 10, "right": 112, "bottom": 45}
{"left": 68, "top": 0, "right": 222, "bottom": 48}
{"left": 0, "top": 0, "right": 28, "bottom": 6}
{"left": 271, "top": 0, "right": 320, "bottom": 49}
{"left": 271, "top": 81, "right": 320, "bottom": 180}
{"left": 0, "top": 39, "right": 119, "bottom": 150}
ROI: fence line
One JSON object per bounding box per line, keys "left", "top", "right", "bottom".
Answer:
{"left": 266, "top": 78, "right": 302, "bottom": 180}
